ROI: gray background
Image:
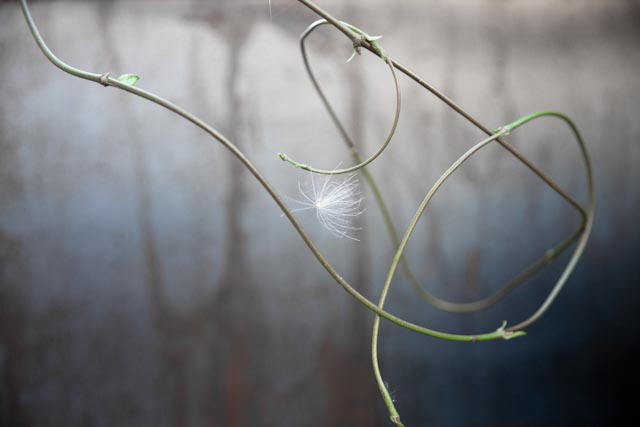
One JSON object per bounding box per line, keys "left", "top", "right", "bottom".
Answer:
{"left": 1, "top": 1, "right": 638, "bottom": 426}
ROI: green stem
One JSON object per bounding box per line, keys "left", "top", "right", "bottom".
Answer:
{"left": 372, "top": 114, "right": 594, "bottom": 419}
{"left": 298, "top": 19, "right": 585, "bottom": 314}
{"left": 291, "top": 9, "right": 594, "bottom": 421}
{"left": 295, "top": 0, "right": 588, "bottom": 229}
{"left": 378, "top": 113, "right": 593, "bottom": 339}
{"left": 279, "top": 26, "right": 400, "bottom": 175}
{"left": 502, "top": 112, "right": 595, "bottom": 331}
{"left": 372, "top": 128, "right": 508, "bottom": 421}
{"left": 17, "top": 0, "right": 523, "bottom": 344}
{"left": 296, "top": 0, "right": 361, "bottom": 44}
{"left": 18, "top": 0, "right": 101, "bottom": 82}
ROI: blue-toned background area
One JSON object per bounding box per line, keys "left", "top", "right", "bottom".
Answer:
{"left": 1, "top": 1, "right": 638, "bottom": 426}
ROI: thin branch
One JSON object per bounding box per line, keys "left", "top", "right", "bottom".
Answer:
{"left": 17, "top": 0, "right": 524, "bottom": 344}
{"left": 20, "top": 2, "right": 596, "bottom": 426}
{"left": 298, "top": 18, "right": 587, "bottom": 314}
{"left": 373, "top": 113, "right": 594, "bottom": 423}
{"left": 294, "top": 0, "right": 588, "bottom": 223}
{"left": 502, "top": 112, "right": 595, "bottom": 331}
{"left": 279, "top": 22, "right": 401, "bottom": 175}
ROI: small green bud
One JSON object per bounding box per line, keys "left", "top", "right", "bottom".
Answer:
{"left": 116, "top": 74, "right": 140, "bottom": 86}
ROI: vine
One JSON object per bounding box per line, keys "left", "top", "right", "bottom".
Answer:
{"left": 18, "top": 0, "right": 594, "bottom": 425}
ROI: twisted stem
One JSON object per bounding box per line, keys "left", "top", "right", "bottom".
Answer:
{"left": 279, "top": 22, "right": 401, "bottom": 175}
{"left": 295, "top": 0, "right": 588, "bottom": 222}
{"left": 372, "top": 114, "right": 594, "bottom": 422}
{"left": 20, "top": 1, "right": 595, "bottom": 425}
{"left": 298, "top": 18, "right": 586, "bottom": 314}
{"left": 18, "top": 0, "right": 523, "bottom": 344}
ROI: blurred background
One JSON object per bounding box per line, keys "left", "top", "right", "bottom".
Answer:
{"left": 1, "top": 0, "right": 638, "bottom": 426}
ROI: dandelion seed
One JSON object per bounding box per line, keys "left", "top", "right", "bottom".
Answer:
{"left": 289, "top": 171, "right": 365, "bottom": 241}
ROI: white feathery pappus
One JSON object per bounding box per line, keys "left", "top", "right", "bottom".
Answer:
{"left": 289, "top": 171, "right": 365, "bottom": 241}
